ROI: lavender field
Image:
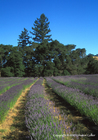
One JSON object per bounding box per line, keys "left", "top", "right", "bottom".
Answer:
{"left": 0, "top": 77, "right": 37, "bottom": 124}
{"left": 0, "top": 77, "right": 30, "bottom": 95}
{"left": 48, "top": 75, "right": 98, "bottom": 125}
{"left": 0, "top": 75, "right": 98, "bottom": 140}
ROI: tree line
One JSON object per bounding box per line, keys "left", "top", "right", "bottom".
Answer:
{"left": 0, "top": 13, "right": 98, "bottom": 77}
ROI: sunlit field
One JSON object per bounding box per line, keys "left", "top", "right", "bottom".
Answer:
{"left": 0, "top": 75, "right": 98, "bottom": 140}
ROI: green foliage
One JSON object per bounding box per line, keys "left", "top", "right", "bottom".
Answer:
{"left": 53, "top": 67, "right": 60, "bottom": 76}
{"left": 2, "top": 47, "right": 25, "bottom": 77}
{"left": 85, "top": 56, "right": 98, "bottom": 74}
{"left": 0, "top": 14, "right": 98, "bottom": 77}
{"left": 30, "top": 13, "right": 53, "bottom": 43}
{"left": 43, "top": 61, "right": 54, "bottom": 76}
{"left": 32, "top": 64, "right": 43, "bottom": 77}
{"left": 63, "top": 69, "right": 71, "bottom": 76}
{"left": 1, "top": 67, "right": 14, "bottom": 77}
{"left": 17, "top": 28, "right": 32, "bottom": 50}
{"left": 0, "top": 44, "right": 13, "bottom": 67}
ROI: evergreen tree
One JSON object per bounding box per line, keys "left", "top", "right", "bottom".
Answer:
{"left": 17, "top": 28, "right": 32, "bottom": 50}
{"left": 30, "top": 13, "right": 53, "bottom": 43}
{"left": 17, "top": 28, "right": 33, "bottom": 70}
{"left": 2, "top": 47, "right": 25, "bottom": 77}
{"left": 0, "top": 44, "right": 13, "bottom": 77}
{"left": 85, "top": 55, "right": 98, "bottom": 74}
{"left": 0, "top": 44, "right": 5, "bottom": 77}
{"left": 22, "top": 45, "right": 36, "bottom": 77}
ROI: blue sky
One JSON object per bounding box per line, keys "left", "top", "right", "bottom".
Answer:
{"left": 0, "top": 0, "right": 98, "bottom": 56}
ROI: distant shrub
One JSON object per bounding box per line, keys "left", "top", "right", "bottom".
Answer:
{"left": 63, "top": 69, "right": 71, "bottom": 76}
{"left": 1, "top": 67, "right": 14, "bottom": 77}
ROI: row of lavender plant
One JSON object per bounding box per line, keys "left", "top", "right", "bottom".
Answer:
{"left": 72, "top": 74, "right": 98, "bottom": 84}
{"left": 0, "top": 77, "right": 38, "bottom": 123}
{"left": 51, "top": 75, "right": 98, "bottom": 99}
{"left": 0, "top": 77, "right": 19, "bottom": 80}
{"left": 25, "top": 78, "right": 76, "bottom": 140}
{"left": 45, "top": 77, "right": 98, "bottom": 126}
{"left": 0, "top": 77, "right": 29, "bottom": 95}
{"left": 0, "top": 78, "right": 20, "bottom": 86}
{"left": 0, "top": 77, "right": 34, "bottom": 84}
{"left": 50, "top": 74, "right": 98, "bottom": 84}
{"left": 69, "top": 76, "right": 98, "bottom": 86}
{"left": 0, "top": 77, "right": 24, "bottom": 83}
{"left": 0, "top": 77, "right": 29, "bottom": 86}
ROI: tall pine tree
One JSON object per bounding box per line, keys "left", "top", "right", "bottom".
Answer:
{"left": 30, "top": 13, "right": 53, "bottom": 43}
{"left": 17, "top": 28, "right": 33, "bottom": 68}
{"left": 17, "top": 28, "right": 32, "bottom": 50}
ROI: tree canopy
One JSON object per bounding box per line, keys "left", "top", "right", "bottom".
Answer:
{"left": 0, "top": 13, "right": 98, "bottom": 77}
